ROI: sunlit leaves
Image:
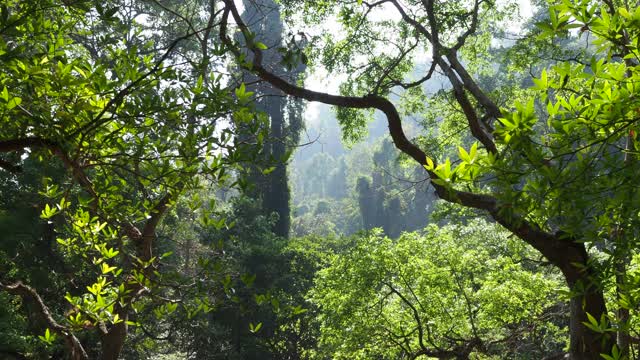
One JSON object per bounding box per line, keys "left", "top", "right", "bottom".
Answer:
{"left": 235, "top": 82, "right": 254, "bottom": 105}
{"left": 100, "top": 262, "right": 117, "bottom": 275}
{"left": 249, "top": 322, "right": 263, "bottom": 333}
{"left": 583, "top": 312, "right": 611, "bottom": 334}
{"left": 311, "top": 220, "right": 563, "bottom": 359}
{"left": 456, "top": 142, "right": 482, "bottom": 181}
{"left": 491, "top": 0, "right": 640, "bottom": 265}
{"left": 40, "top": 204, "right": 59, "bottom": 219}
{"left": 1, "top": 2, "right": 267, "bottom": 355}
{"left": 424, "top": 142, "right": 483, "bottom": 186}
{"left": 496, "top": 98, "right": 537, "bottom": 144}
{"left": 38, "top": 328, "right": 57, "bottom": 345}
{"left": 334, "top": 106, "right": 371, "bottom": 144}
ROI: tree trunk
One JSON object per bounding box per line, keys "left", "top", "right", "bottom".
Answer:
{"left": 101, "top": 311, "right": 128, "bottom": 360}
{"left": 568, "top": 292, "right": 609, "bottom": 359}
{"left": 616, "top": 260, "right": 630, "bottom": 358}
{"left": 558, "top": 245, "right": 613, "bottom": 359}
{"left": 263, "top": 98, "right": 290, "bottom": 238}
{"left": 240, "top": 0, "right": 293, "bottom": 239}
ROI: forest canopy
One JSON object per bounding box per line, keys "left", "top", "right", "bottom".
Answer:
{"left": 1, "top": 0, "right": 640, "bottom": 359}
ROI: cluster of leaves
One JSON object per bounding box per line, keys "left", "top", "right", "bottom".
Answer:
{"left": 417, "top": 1, "right": 640, "bottom": 357}
{"left": 0, "top": 0, "right": 267, "bottom": 358}
{"left": 310, "top": 219, "right": 565, "bottom": 359}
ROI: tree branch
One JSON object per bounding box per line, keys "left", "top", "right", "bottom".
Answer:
{"left": 0, "top": 281, "right": 89, "bottom": 360}
{"left": 383, "top": 281, "right": 430, "bottom": 354}
{"left": 218, "top": 0, "right": 593, "bottom": 286}
{"left": 139, "top": 192, "right": 175, "bottom": 261}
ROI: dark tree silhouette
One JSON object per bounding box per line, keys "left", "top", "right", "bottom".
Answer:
{"left": 239, "top": 0, "right": 305, "bottom": 238}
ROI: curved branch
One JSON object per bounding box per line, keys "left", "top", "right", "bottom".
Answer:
{"left": 140, "top": 192, "right": 175, "bottom": 261}
{"left": 0, "top": 281, "right": 89, "bottom": 360}
{"left": 450, "top": 0, "right": 483, "bottom": 51}
{"left": 389, "top": 0, "right": 498, "bottom": 146}
{"left": 395, "top": 60, "right": 436, "bottom": 89}
{"left": 218, "top": 0, "right": 594, "bottom": 286}
{"left": 383, "top": 281, "right": 430, "bottom": 354}
{"left": 220, "top": 1, "right": 496, "bottom": 209}
{"left": 445, "top": 52, "right": 502, "bottom": 121}
{"left": 438, "top": 59, "right": 497, "bottom": 152}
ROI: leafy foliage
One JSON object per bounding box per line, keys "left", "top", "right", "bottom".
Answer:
{"left": 311, "top": 219, "right": 565, "bottom": 359}
{"left": 0, "top": 0, "right": 264, "bottom": 358}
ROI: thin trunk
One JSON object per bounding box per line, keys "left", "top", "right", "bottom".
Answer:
{"left": 240, "top": 0, "right": 292, "bottom": 239}
{"left": 616, "top": 260, "right": 630, "bottom": 357}
{"left": 616, "top": 130, "right": 634, "bottom": 358}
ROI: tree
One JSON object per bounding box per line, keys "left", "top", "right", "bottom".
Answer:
{"left": 0, "top": 1, "right": 263, "bottom": 358}
{"left": 300, "top": 152, "right": 335, "bottom": 198}
{"left": 327, "top": 158, "right": 348, "bottom": 199}
{"left": 217, "top": 0, "right": 640, "bottom": 357}
{"left": 237, "top": 0, "right": 306, "bottom": 238}
{"left": 311, "top": 219, "right": 565, "bottom": 359}
{"left": 355, "top": 176, "right": 380, "bottom": 230}
{"left": 178, "top": 195, "right": 335, "bottom": 360}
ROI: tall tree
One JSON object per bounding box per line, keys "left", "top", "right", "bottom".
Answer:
{"left": 218, "top": 0, "right": 640, "bottom": 357}
{"left": 239, "top": 0, "right": 306, "bottom": 238}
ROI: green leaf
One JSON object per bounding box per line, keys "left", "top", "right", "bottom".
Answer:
{"left": 235, "top": 83, "right": 246, "bottom": 97}
{"left": 249, "top": 322, "right": 263, "bottom": 333}
{"left": 100, "top": 262, "right": 117, "bottom": 274}
{"left": 586, "top": 312, "right": 598, "bottom": 327}
{"left": 469, "top": 142, "right": 478, "bottom": 161}
{"left": 424, "top": 156, "right": 435, "bottom": 170}
{"left": 458, "top": 146, "right": 470, "bottom": 162}
{"left": 292, "top": 305, "right": 307, "bottom": 315}
{"left": 532, "top": 69, "right": 547, "bottom": 89}
{"left": 619, "top": 7, "right": 630, "bottom": 18}
{"left": 235, "top": 83, "right": 254, "bottom": 104}
{"left": 6, "top": 96, "right": 21, "bottom": 110}
{"left": 40, "top": 203, "right": 58, "bottom": 219}
{"left": 38, "top": 328, "right": 57, "bottom": 345}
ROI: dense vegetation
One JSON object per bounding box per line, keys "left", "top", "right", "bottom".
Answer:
{"left": 1, "top": 0, "right": 640, "bottom": 359}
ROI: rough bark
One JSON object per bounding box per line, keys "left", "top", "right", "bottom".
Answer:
{"left": 616, "top": 262, "right": 631, "bottom": 358}
{"left": 100, "top": 316, "right": 128, "bottom": 360}
{"left": 265, "top": 103, "right": 291, "bottom": 237}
